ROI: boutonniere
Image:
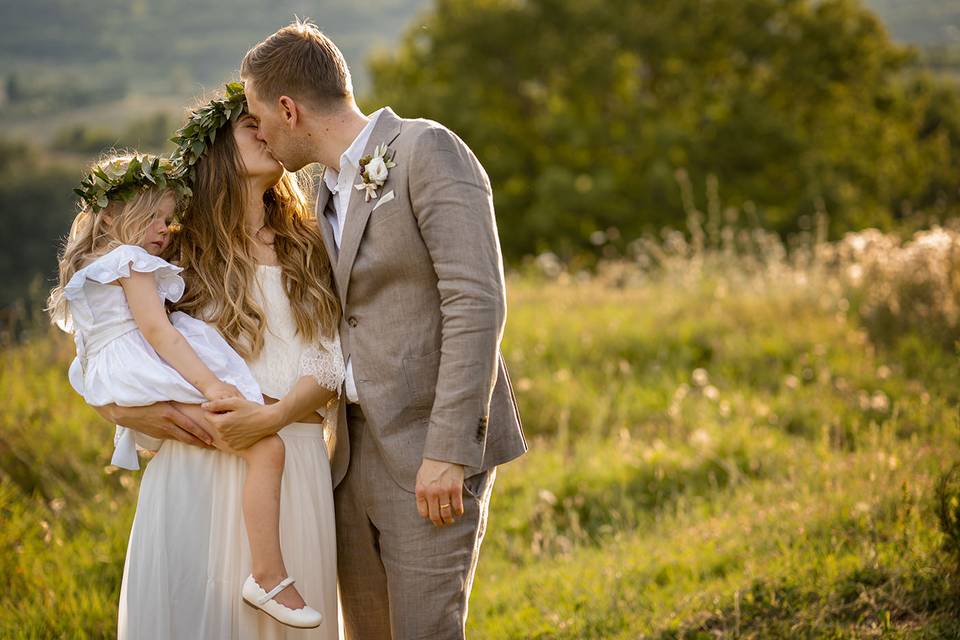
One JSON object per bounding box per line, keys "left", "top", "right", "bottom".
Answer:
{"left": 355, "top": 142, "right": 397, "bottom": 202}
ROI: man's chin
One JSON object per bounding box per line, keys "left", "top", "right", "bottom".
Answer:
{"left": 278, "top": 157, "right": 310, "bottom": 173}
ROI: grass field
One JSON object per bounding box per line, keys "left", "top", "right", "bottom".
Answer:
{"left": 2, "top": 225, "right": 960, "bottom": 638}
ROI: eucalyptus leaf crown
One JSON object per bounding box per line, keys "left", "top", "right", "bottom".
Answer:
{"left": 170, "top": 81, "right": 247, "bottom": 176}
{"left": 73, "top": 154, "right": 191, "bottom": 214}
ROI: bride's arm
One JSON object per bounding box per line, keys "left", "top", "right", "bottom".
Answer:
{"left": 203, "top": 376, "right": 337, "bottom": 450}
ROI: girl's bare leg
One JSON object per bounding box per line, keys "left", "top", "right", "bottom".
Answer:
{"left": 173, "top": 403, "right": 307, "bottom": 610}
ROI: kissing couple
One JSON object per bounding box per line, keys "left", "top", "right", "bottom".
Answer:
{"left": 50, "top": 19, "right": 526, "bottom": 639}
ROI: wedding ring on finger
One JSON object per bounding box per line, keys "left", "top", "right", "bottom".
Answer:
{"left": 439, "top": 503, "right": 454, "bottom": 524}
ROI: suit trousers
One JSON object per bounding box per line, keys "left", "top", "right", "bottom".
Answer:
{"left": 335, "top": 404, "right": 495, "bottom": 639}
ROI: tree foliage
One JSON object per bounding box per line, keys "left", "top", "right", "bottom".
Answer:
{"left": 370, "top": 0, "right": 960, "bottom": 259}
{"left": 0, "top": 141, "right": 77, "bottom": 309}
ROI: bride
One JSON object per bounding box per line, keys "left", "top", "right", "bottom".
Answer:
{"left": 93, "top": 89, "right": 342, "bottom": 639}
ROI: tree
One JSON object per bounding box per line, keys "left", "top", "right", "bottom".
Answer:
{"left": 0, "top": 140, "right": 78, "bottom": 309}
{"left": 369, "top": 0, "right": 960, "bottom": 259}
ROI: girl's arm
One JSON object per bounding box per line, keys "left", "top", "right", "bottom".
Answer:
{"left": 120, "top": 269, "right": 228, "bottom": 399}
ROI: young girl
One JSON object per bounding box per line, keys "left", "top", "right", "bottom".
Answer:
{"left": 47, "top": 153, "right": 323, "bottom": 629}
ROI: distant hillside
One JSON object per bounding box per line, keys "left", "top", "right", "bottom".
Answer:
{"left": 0, "top": 0, "right": 429, "bottom": 89}
{"left": 865, "top": 0, "right": 960, "bottom": 46}
{"left": 0, "top": 0, "right": 429, "bottom": 124}
{"left": 1, "top": 0, "right": 954, "bottom": 134}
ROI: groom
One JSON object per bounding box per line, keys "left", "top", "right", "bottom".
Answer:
{"left": 229, "top": 19, "right": 526, "bottom": 639}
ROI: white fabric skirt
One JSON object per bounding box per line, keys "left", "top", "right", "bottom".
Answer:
{"left": 118, "top": 422, "right": 340, "bottom": 640}
{"left": 72, "top": 312, "right": 263, "bottom": 408}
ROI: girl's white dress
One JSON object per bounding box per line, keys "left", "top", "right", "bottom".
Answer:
{"left": 63, "top": 247, "right": 343, "bottom": 639}
{"left": 63, "top": 244, "right": 264, "bottom": 470}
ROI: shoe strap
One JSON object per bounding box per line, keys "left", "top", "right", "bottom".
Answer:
{"left": 258, "top": 576, "right": 296, "bottom": 605}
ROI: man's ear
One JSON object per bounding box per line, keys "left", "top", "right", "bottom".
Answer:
{"left": 278, "top": 96, "right": 300, "bottom": 129}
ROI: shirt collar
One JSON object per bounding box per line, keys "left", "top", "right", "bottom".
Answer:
{"left": 323, "top": 108, "right": 386, "bottom": 195}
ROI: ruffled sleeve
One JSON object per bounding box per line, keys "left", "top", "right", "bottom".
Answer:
{"left": 298, "top": 331, "right": 345, "bottom": 394}
{"left": 67, "top": 244, "right": 185, "bottom": 303}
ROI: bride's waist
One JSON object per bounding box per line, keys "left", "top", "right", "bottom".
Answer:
{"left": 278, "top": 421, "right": 325, "bottom": 438}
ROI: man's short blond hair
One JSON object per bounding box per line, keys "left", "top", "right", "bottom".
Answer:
{"left": 241, "top": 19, "right": 353, "bottom": 109}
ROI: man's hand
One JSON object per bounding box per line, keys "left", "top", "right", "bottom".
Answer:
{"left": 415, "top": 458, "right": 465, "bottom": 527}
{"left": 95, "top": 403, "right": 214, "bottom": 448}
{"left": 202, "top": 397, "right": 279, "bottom": 450}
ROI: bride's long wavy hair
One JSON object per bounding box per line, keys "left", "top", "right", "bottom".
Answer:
{"left": 171, "top": 120, "right": 339, "bottom": 359}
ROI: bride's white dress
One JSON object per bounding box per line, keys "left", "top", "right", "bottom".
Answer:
{"left": 117, "top": 265, "right": 342, "bottom": 639}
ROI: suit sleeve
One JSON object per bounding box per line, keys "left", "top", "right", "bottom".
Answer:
{"left": 408, "top": 125, "right": 507, "bottom": 468}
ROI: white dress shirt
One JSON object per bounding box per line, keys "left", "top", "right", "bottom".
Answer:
{"left": 324, "top": 108, "right": 385, "bottom": 403}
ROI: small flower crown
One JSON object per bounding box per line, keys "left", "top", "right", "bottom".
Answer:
{"left": 170, "top": 81, "right": 247, "bottom": 177}
{"left": 73, "top": 154, "right": 191, "bottom": 214}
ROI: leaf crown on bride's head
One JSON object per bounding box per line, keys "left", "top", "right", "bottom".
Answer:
{"left": 170, "top": 81, "right": 247, "bottom": 177}
{"left": 74, "top": 154, "right": 191, "bottom": 214}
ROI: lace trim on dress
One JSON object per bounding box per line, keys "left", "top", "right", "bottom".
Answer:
{"left": 297, "top": 332, "right": 345, "bottom": 393}
{"left": 298, "top": 333, "right": 345, "bottom": 424}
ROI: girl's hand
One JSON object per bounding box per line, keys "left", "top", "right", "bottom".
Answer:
{"left": 203, "top": 381, "right": 244, "bottom": 401}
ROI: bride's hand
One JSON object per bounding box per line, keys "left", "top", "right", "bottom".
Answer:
{"left": 97, "top": 402, "right": 215, "bottom": 448}
{"left": 201, "top": 396, "right": 280, "bottom": 450}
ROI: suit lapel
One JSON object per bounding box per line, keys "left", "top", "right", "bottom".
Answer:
{"left": 335, "top": 107, "right": 403, "bottom": 308}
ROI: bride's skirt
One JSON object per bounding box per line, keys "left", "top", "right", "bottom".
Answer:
{"left": 118, "top": 422, "right": 339, "bottom": 640}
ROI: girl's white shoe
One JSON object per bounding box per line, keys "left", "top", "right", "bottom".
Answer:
{"left": 242, "top": 574, "right": 323, "bottom": 629}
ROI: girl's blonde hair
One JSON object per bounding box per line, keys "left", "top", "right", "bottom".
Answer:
{"left": 171, "top": 119, "right": 339, "bottom": 359}
{"left": 47, "top": 154, "right": 177, "bottom": 330}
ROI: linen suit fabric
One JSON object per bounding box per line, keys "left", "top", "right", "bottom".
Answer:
{"left": 317, "top": 107, "right": 526, "bottom": 639}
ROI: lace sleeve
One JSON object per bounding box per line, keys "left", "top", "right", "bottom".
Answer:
{"left": 298, "top": 331, "right": 345, "bottom": 393}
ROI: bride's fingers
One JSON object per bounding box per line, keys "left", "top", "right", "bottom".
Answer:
{"left": 201, "top": 397, "right": 241, "bottom": 413}
{"left": 164, "top": 424, "right": 208, "bottom": 447}
{"left": 209, "top": 438, "right": 241, "bottom": 455}
{"left": 165, "top": 404, "right": 214, "bottom": 446}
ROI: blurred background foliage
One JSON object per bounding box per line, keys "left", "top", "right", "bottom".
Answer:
{"left": 6, "top": 2, "right": 960, "bottom": 637}
{"left": 2, "top": 0, "right": 960, "bottom": 310}
{"left": 369, "top": 0, "right": 960, "bottom": 258}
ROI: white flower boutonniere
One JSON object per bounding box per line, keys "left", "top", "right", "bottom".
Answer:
{"left": 355, "top": 142, "right": 397, "bottom": 202}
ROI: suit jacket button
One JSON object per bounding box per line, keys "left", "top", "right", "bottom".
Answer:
{"left": 348, "top": 316, "right": 358, "bottom": 328}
